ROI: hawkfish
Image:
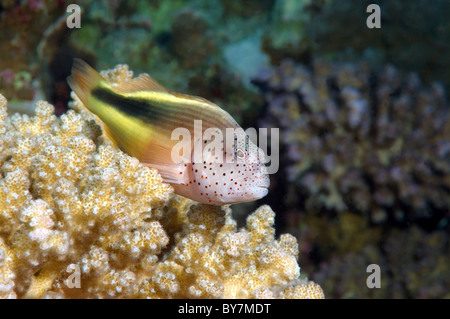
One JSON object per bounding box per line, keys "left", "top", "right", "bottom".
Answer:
{"left": 68, "top": 59, "right": 269, "bottom": 205}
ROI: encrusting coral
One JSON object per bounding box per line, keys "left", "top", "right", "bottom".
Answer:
{"left": 254, "top": 58, "right": 450, "bottom": 225}
{"left": 0, "top": 63, "right": 323, "bottom": 299}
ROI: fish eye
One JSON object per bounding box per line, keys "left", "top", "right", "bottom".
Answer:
{"left": 234, "top": 147, "right": 246, "bottom": 160}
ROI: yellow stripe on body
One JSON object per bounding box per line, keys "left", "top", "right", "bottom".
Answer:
{"left": 88, "top": 94, "right": 155, "bottom": 159}
{"left": 120, "top": 90, "right": 240, "bottom": 131}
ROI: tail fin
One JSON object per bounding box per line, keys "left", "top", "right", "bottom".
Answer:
{"left": 67, "top": 58, "right": 104, "bottom": 108}
{"left": 67, "top": 59, "right": 118, "bottom": 144}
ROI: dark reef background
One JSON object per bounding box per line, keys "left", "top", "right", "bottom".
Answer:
{"left": 1, "top": 0, "right": 449, "bottom": 298}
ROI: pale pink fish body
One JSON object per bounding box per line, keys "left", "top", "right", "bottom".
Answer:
{"left": 169, "top": 130, "right": 270, "bottom": 205}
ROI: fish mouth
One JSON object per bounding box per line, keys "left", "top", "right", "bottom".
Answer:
{"left": 257, "top": 179, "right": 270, "bottom": 189}
{"left": 256, "top": 184, "right": 269, "bottom": 196}
{"left": 257, "top": 185, "right": 269, "bottom": 197}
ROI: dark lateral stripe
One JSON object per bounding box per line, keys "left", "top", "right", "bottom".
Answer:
{"left": 91, "top": 87, "right": 163, "bottom": 123}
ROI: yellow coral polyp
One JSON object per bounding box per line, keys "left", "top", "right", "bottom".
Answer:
{"left": 0, "top": 64, "right": 324, "bottom": 300}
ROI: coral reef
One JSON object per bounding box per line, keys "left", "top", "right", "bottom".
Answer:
{"left": 253, "top": 58, "right": 450, "bottom": 225}
{"left": 312, "top": 226, "right": 450, "bottom": 298}
{"left": 262, "top": 0, "right": 450, "bottom": 92}
{"left": 0, "top": 0, "right": 66, "bottom": 102}
{"left": 285, "top": 211, "right": 382, "bottom": 273}
{"left": 303, "top": 0, "right": 450, "bottom": 92}
{"left": 0, "top": 63, "right": 323, "bottom": 299}
{"left": 261, "top": 0, "right": 313, "bottom": 64}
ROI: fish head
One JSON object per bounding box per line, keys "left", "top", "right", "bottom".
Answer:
{"left": 191, "top": 128, "right": 270, "bottom": 205}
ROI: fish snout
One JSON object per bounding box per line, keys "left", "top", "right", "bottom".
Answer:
{"left": 256, "top": 172, "right": 270, "bottom": 190}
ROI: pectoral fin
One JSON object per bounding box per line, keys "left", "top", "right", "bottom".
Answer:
{"left": 114, "top": 73, "right": 169, "bottom": 93}
{"left": 143, "top": 162, "right": 190, "bottom": 186}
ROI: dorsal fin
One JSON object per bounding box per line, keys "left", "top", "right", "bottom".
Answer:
{"left": 114, "top": 73, "right": 169, "bottom": 93}
{"left": 114, "top": 72, "right": 222, "bottom": 110}
{"left": 68, "top": 58, "right": 105, "bottom": 106}
{"left": 171, "top": 91, "right": 221, "bottom": 108}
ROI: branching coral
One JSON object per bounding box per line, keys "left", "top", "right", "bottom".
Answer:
{"left": 0, "top": 64, "right": 323, "bottom": 298}
{"left": 0, "top": 91, "right": 171, "bottom": 298}
{"left": 254, "top": 59, "right": 450, "bottom": 225}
